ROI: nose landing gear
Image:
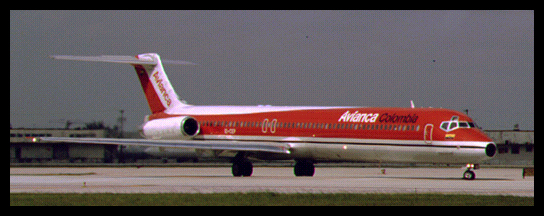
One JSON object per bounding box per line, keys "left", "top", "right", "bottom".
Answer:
{"left": 463, "top": 164, "right": 479, "bottom": 180}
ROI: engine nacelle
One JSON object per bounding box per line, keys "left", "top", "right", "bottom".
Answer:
{"left": 140, "top": 116, "right": 200, "bottom": 140}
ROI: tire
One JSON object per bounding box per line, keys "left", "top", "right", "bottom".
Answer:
{"left": 294, "top": 161, "right": 315, "bottom": 177}
{"left": 241, "top": 161, "right": 253, "bottom": 177}
{"left": 232, "top": 160, "right": 253, "bottom": 177}
{"left": 463, "top": 170, "right": 475, "bottom": 180}
{"left": 232, "top": 162, "right": 243, "bottom": 177}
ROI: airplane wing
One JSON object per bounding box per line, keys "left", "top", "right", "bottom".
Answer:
{"left": 33, "top": 137, "right": 291, "bottom": 154}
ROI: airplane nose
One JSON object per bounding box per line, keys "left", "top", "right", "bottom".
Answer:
{"left": 486, "top": 143, "right": 497, "bottom": 157}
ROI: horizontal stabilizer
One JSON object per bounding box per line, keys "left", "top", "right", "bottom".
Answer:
{"left": 51, "top": 55, "right": 158, "bottom": 65}
{"left": 51, "top": 55, "right": 197, "bottom": 66}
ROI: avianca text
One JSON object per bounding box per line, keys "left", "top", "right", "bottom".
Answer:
{"left": 338, "top": 111, "right": 379, "bottom": 123}
{"left": 338, "top": 111, "right": 419, "bottom": 124}
{"left": 152, "top": 71, "right": 172, "bottom": 106}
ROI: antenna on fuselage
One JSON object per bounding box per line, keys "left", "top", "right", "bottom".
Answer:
{"left": 410, "top": 100, "right": 415, "bottom": 109}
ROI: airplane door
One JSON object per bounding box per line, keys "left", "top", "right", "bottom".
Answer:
{"left": 424, "top": 124, "right": 433, "bottom": 144}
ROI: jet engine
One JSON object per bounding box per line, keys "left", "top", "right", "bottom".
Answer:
{"left": 140, "top": 116, "right": 200, "bottom": 140}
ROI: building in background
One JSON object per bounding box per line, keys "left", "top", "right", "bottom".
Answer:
{"left": 10, "top": 128, "right": 114, "bottom": 163}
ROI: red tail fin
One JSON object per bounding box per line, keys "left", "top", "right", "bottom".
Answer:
{"left": 132, "top": 53, "right": 187, "bottom": 113}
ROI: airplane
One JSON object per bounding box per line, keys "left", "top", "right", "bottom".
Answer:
{"left": 35, "top": 53, "right": 497, "bottom": 180}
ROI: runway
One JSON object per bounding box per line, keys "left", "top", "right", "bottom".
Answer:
{"left": 10, "top": 167, "right": 534, "bottom": 197}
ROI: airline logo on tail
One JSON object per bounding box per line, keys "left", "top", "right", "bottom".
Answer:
{"left": 133, "top": 53, "right": 185, "bottom": 114}
{"left": 152, "top": 71, "right": 172, "bottom": 107}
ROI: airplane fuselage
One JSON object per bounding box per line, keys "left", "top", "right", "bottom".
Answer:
{"left": 144, "top": 106, "right": 495, "bottom": 164}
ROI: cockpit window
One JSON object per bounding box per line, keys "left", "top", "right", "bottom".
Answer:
{"left": 440, "top": 122, "right": 451, "bottom": 131}
{"left": 449, "top": 122, "right": 458, "bottom": 130}
{"left": 439, "top": 116, "right": 478, "bottom": 132}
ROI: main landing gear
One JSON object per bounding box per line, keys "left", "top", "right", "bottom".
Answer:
{"left": 463, "top": 164, "right": 479, "bottom": 180}
{"left": 231, "top": 152, "right": 316, "bottom": 177}
{"left": 294, "top": 160, "right": 315, "bottom": 177}
{"left": 232, "top": 152, "right": 253, "bottom": 177}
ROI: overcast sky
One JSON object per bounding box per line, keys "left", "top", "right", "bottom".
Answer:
{"left": 10, "top": 10, "right": 533, "bottom": 131}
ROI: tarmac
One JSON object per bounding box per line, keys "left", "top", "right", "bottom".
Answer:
{"left": 10, "top": 166, "right": 534, "bottom": 197}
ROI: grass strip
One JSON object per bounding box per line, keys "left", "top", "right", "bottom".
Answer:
{"left": 10, "top": 193, "right": 533, "bottom": 206}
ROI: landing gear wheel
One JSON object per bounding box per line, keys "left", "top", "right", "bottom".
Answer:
{"left": 232, "top": 152, "right": 253, "bottom": 177}
{"left": 294, "top": 160, "right": 315, "bottom": 177}
{"left": 463, "top": 164, "right": 479, "bottom": 180}
{"left": 232, "top": 160, "right": 253, "bottom": 177}
{"left": 463, "top": 170, "right": 475, "bottom": 180}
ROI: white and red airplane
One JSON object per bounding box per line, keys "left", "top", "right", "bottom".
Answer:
{"left": 37, "top": 53, "right": 496, "bottom": 180}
